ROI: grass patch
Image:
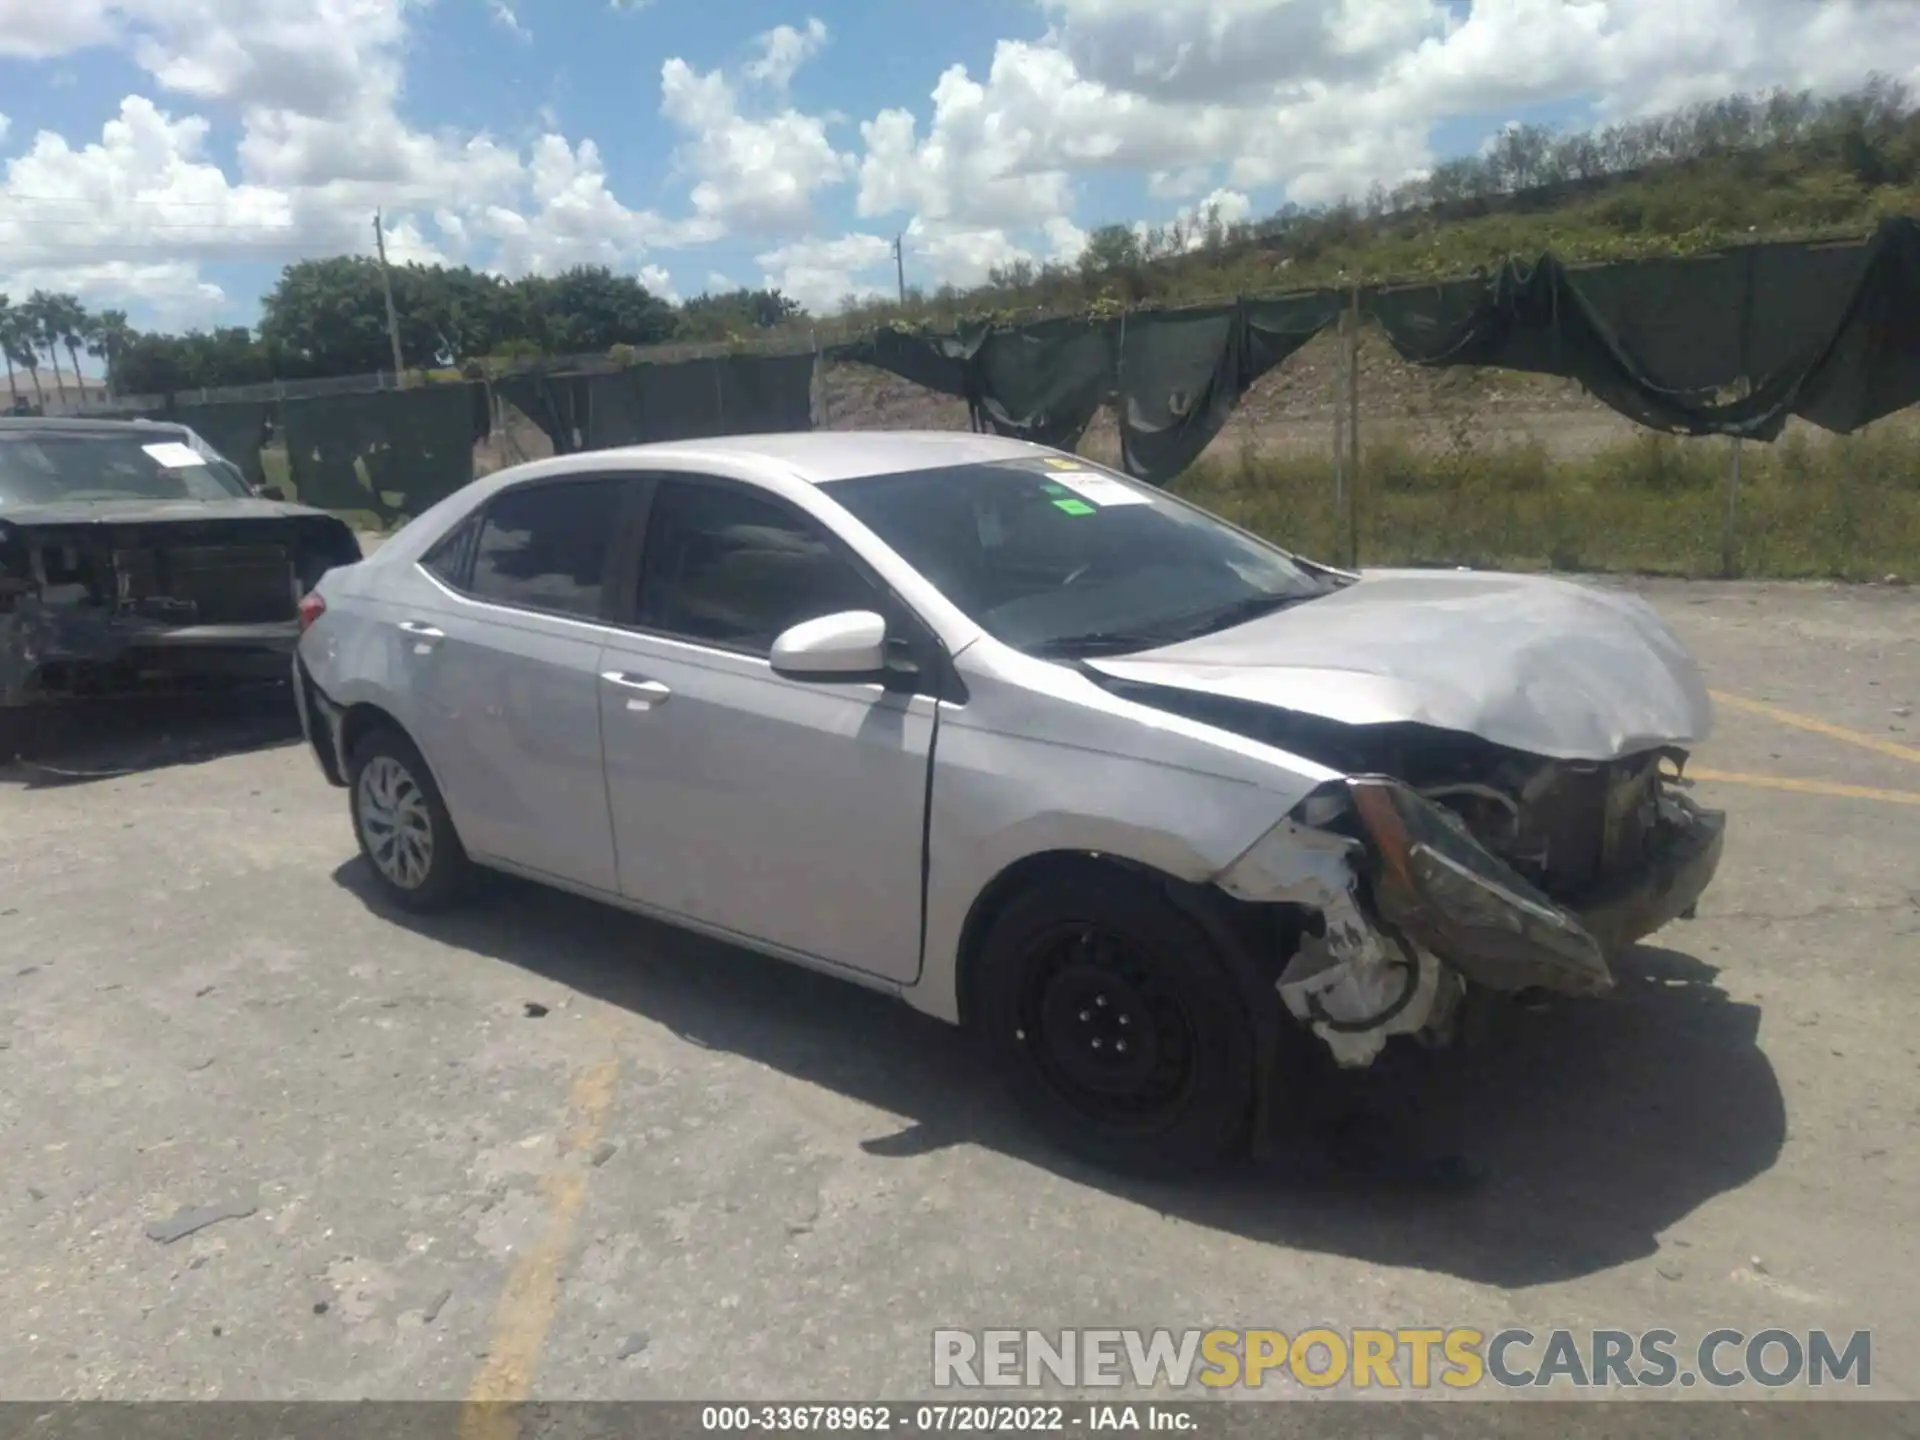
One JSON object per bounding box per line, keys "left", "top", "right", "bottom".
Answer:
{"left": 261, "top": 424, "right": 1920, "bottom": 582}
{"left": 1178, "top": 424, "right": 1920, "bottom": 581}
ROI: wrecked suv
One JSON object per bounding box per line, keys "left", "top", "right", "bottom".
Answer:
{"left": 294, "top": 431, "right": 1724, "bottom": 1174}
{"left": 1, "top": 418, "right": 362, "bottom": 749}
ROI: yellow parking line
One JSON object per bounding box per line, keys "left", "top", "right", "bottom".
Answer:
{"left": 460, "top": 1050, "right": 622, "bottom": 1440}
{"left": 1711, "top": 690, "right": 1920, "bottom": 767}
{"left": 1690, "top": 767, "right": 1920, "bottom": 806}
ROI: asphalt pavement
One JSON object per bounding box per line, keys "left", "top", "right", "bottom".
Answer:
{"left": 1, "top": 578, "right": 1916, "bottom": 1411}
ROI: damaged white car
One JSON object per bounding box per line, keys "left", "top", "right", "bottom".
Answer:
{"left": 294, "top": 431, "right": 1725, "bottom": 1174}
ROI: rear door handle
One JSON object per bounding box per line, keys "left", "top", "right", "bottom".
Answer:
{"left": 601, "top": 671, "right": 672, "bottom": 709}
{"left": 397, "top": 620, "right": 444, "bottom": 651}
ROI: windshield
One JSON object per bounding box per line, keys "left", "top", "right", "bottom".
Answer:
{"left": 0, "top": 432, "right": 252, "bottom": 508}
{"left": 825, "top": 456, "right": 1335, "bottom": 656}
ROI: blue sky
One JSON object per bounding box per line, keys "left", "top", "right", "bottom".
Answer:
{"left": 1, "top": 0, "right": 1914, "bottom": 334}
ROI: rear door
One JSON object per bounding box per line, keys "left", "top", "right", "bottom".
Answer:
{"left": 402, "top": 474, "right": 640, "bottom": 894}
{"left": 595, "top": 475, "right": 938, "bottom": 983}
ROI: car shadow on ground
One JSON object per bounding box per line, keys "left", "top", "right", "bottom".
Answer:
{"left": 332, "top": 861, "right": 1785, "bottom": 1290}
{"left": 0, "top": 683, "right": 304, "bottom": 788}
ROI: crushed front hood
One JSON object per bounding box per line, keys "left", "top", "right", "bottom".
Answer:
{"left": 1086, "top": 568, "right": 1712, "bottom": 761}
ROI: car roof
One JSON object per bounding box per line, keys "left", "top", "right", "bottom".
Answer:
{"left": 0, "top": 416, "right": 189, "bottom": 439}
{"left": 593, "top": 429, "right": 1061, "bottom": 484}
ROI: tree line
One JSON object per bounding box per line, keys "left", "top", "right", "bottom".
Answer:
{"left": 2, "top": 262, "right": 805, "bottom": 404}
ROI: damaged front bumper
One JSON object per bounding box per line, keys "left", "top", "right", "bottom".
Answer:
{"left": 1216, "top": 772, "right": 1726, "bottom": 1067}
{"left": 1, "top": 606, "right": 301, "bottom": 706}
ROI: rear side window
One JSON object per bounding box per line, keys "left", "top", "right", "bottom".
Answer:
{"left": 636, "top": 480, "right": 880, "bottom": 654}
{"left": 468, "top": 479, "right": 626, "bottom": 619}
{"left": 420, "top": 515, "right": 479, "bottom": 588}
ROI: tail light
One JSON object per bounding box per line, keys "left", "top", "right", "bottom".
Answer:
{"left": 297, "top": 591, "right": 327, "bottom": 632}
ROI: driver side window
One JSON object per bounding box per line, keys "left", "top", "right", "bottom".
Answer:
{"left": 635, "top": 480, "right": 883, "bottom": 656}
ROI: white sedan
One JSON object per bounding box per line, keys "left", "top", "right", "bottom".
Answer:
{"left": 293, "top": 431, "right": 1725, "bottom": 1173}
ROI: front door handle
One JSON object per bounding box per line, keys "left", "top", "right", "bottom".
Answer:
{"left": 601, "top": 671, "right": 672, "bottom": 709}
{"left": 397, "top": 620, "right": 444, "bottom": 652}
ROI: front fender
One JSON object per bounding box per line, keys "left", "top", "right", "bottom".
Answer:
{"left": 909, "top": 715, "right": 1312, "bottom": 1024}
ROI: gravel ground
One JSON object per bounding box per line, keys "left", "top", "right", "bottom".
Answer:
{"left": 0, "top": 578, "right": 1915, "bottom": 1413}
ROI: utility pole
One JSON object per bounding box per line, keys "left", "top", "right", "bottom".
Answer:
{"left": 893, "top": 234, "right": 906, "bottom": 305}
{"left": 373, "top": 210, "right": 406, "bottom": 383}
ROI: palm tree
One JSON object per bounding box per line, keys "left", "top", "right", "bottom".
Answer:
{"left": 0, "top": 299, "right": 41, "bottom": 411}
{"left": 55, "top": 295, "right": 94, "bottom": 405}
{"left": 0, "top": 295, "right": 19, "bottom": 408}
{"left": 23, "top": 291, "right": 68, "bottom": 403}
{"left": 87, "top": 309, "right": 134, "bottom": 397}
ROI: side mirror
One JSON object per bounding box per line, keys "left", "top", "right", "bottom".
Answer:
{"left": 770, "top": 610, "right": 889, "bottom": 680}
{"left": 253, "top": 484, "right": 287, "bottom": 502}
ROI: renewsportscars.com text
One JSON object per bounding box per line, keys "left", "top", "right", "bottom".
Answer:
{"left": 931, "top": 1327, "right": 1872, "bottom": 1391}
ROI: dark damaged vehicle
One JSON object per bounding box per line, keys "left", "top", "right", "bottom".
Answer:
{"left": 1, "top": 418, "right": 361, "bottom": 744}
{"left": 294, "top": 431, "right": 1725, "bottom": 1174}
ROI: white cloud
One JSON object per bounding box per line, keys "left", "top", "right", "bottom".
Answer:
{"left": 755, "top": 232, "right": 892, "bottom": 311}
{"left": 1041, "top": 0, "right": 1448, "bottom": 105}
{"left": 659, "top": 23, "right": 853, "bottom": 236}
{"left": 488, "top": 0, "right": 531, "bottom": 44}
{"left": 1043, "top": 216, "right": 1087, "bottom": 265}
{"left": 381, "top": 213, "right": 450, "bottom": 267}
{"left": 0, "top": 0, "right": 728, "bottom": 318}
{"left": 860, "top": 0, "right": 1920, "bottom": 229}
{"left": 129, "top": 0, "right": 411, "bottom": 120}
{"left": 0, "top": 0, "right": 117, "bottom": 60}
{"left": 0, "top": 113, "right": 11, "bottom": 146}
{"left": 0, "top": 259, "right": 226, "bottom": 330}
{"left": 1147, "top": 166, "right": 1214, "bottom": 199}
{"left": 1, "top": 97, "right": 300, "bottom": 260}
{"left": 473, "top": 133, "right": 718, "bottom": 277}
{"left": 1396, "top": 0, "right": 1920, "bottom": 121}
{"left": 905, "top": 221, "right": 1035, "bottom": 290}
{"left": 638, "top": 262, "right": 679, "bottom": 302}
{"left": 1128, "top": 186, "right": 1251, "bottom": 253}
{"left": 744, "top": 18, "right": 828, "bottom": 93}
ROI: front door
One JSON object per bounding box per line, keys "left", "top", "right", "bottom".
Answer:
{"left": 597, "top": 477, "right": 935, "bottom": 983}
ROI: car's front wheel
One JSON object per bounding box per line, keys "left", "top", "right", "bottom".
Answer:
{"left": 971, "top": 866, "right": 1258, "bottom": 1176}
{"left": 347, "top": 726, "right": 471, "bottom": 912}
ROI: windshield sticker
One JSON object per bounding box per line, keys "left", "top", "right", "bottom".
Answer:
{"left": 1051, "top": 497, "right": 1097, "bottom": 516}
{"left": 975, "top": 504, "right": 1006, "bottom": 546}
{"left": 141, "top": 441, "right": 206, "bottom": 469}
{"left": 1046, "top": 471, "right": 1152, "bottom": 507}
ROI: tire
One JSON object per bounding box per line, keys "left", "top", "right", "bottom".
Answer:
{"left": 346, "top": 725, "right": 472, "bottom": 912}
{"left": 971, "top": 867, "right": 1258, "bottom": 1177}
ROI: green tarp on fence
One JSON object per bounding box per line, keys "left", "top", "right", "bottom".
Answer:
{"left": 835, "top": 216, "right": 1920, "bottom": 480}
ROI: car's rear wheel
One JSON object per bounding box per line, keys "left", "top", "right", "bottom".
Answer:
{"left": 972, "top": 868, "right": 1257, "bottom": 1176}
{"left": 347, "top": 726, "right": 471, "bottom": 912}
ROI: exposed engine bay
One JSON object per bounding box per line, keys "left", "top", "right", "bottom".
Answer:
{"left": 1102, "top": 675, "right": 1729, "bottom": 1068}
{"left": 0, "top": 512, "right": 362, "bottom": 706}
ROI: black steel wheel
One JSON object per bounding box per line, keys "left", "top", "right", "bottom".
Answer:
{"left": 972, "top": 866, "right": 1256, "bottom": 1175}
